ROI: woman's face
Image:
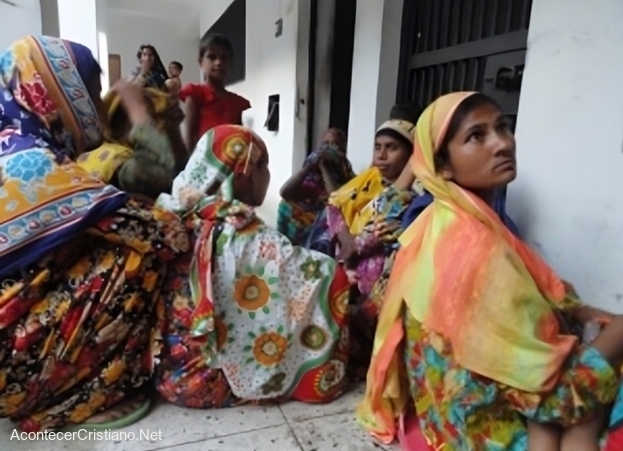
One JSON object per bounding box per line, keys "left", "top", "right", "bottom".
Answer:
{"left": 201, "top": 45, "right": 232, "bottom": 83}
{"left": 440, "top": 103, "right": 517, "bottom": 192}
{"left": 234, "top": 151, "right": 271, "bottom": 206}
{"left": 372, "top": 135, "right": 411, "bottom": 182}
{"left": 140, "top": 48, "right": 155, "bottom": 69}
{"left": 322, "top": 131, "right": 344, "bottom": 152}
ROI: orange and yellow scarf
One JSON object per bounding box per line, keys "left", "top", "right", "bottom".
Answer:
{"left": 357, "top": 92, "right": 579, "bottom": 443}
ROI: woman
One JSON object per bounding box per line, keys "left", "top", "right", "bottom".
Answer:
{"left": 357, "top": 92, "right": 623, "bottom": 450}
{"left": 277, "top": 128, "right": 354, "bottom": 246}
{"left": 0, "top": 36, "right": 188, "bottom": 431}
{"left": 129, "top": 44, "right": 168, "bottom": 91}
{"left": 76, "top": 80, "right": 187, "bottom": 198}
{"left": 155, "top": 125, "right": 351, "bottom": 407}
{"left": 306, "top": 119, "right": 416, "bottom": 261}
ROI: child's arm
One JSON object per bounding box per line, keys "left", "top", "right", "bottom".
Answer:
{"left": 183, "top": 95, "right": 200, "bottom": 152}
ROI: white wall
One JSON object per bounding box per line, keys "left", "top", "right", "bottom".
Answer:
{"left": 0, "top": 0, "right": 41, "bottom": 50}
{"left": 107, "top": 0, "right": 200, "bottom": 84}
{"left": 510, "top": 0, "right": 623, "bottom": 312}
{"left": 57, "top": 0, "right": 97, "bottom": 55}
{"left": 200, "top": 0, "right": 306, "bottom": 225}
{"left": 347, "top": 0, "right": 403, "bottom": 173}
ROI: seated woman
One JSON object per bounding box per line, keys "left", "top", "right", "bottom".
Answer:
{"left": 357, "top": 92, "right": 623, "bottom": 451}
{"left": 76, "top": 79, "right": 187, "bottom": 199}
{"left": 155, "top": 125, "right": 351, "bottom": 408}
{"left": 277, "top": 128, "right": 354, "bottom": 246}
{"left": 0, "top": 36, "right": 188, "bottom": 431}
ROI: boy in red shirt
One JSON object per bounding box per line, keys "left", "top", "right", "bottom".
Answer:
{"left": 181, "top": 34, "right": 251, "bottom": 151}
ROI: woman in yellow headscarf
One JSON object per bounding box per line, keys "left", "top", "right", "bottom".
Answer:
{"left": 76, "top": 79, "right": 188, "bottom": 199}
{"left": 357, "top": 92, "right": 623, "bottom": 450}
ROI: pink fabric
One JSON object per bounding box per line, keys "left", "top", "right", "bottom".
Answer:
{"left": 398, "top": 412, "right": 434, "bottom": 451}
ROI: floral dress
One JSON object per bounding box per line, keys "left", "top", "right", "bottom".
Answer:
{"left": 156, "top": 217, "right": 351, "bottom": 407}
{"left": 404, "top": 310, "right": 622, "bottom": 450}
{"left": 0, "top": 203, "right": 188, "bottom": 431}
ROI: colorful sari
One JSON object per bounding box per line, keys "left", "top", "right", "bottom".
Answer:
{"left": 155, "top": 125, "right": 351, "bottom": 407}
{"left": 357, "top": 92, "right": 623, "bottom": 450}
{"left": 0, "top": 36, "right": 126, "bottom": 277}
{"left": 277, "top": 143, "right": 355, "bottom": 246}
{"left": 0, "top": 36, "right": 188, "bottom": 431}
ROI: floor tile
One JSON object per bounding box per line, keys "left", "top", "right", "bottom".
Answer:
{"left": 0, "top": 401, "right": 287, "bottom": 451}
{"left": 288, "top": 412, "right": 398, "bottom": 451}
{"left": 163, "top": 424, "right": 302, "bottom": 451}
{"left": 280, "top": 384, "right": 365, "bottom": 423}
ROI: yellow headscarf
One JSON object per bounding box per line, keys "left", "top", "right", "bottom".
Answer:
{"left": 357, "top": 92, "right": 579, "bottom": 443}
{"left": 76, "top": 88, "right": 177, "bottom": 183}
{"left": 328, "top": 119, "right": 417, "bottom": 235}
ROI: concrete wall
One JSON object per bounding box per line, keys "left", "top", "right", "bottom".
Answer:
{"left": 510, "top": 0, "right": 623, "bottom": 312}
{"left": 200, "top": 0, "right": 306, "bottom": 225}
{"left": 346, "top": 0, "right": 403, "bottom": 173}
{"left": 107, "top": 0, "right": 200, "bottom": 84}
{"left": 0, "top": 0, "right": 41, "bottom": 49}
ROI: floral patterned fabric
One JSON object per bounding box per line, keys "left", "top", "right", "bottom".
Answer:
{"left": 0, "top": 36, "right": 127, "bottom": 277}
{"left": 403, "top": 312, "right": 623, "bottom": 450}
{"left": 0, "top": 202, "right": 188, "bottom": 432}
{"left": 277, "top": 143, "right": 355, "bottom": 246}
{"left": 155, "top": 125, "right": 351, "bottom": 406}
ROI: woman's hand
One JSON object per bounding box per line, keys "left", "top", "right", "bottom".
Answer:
{"left": 336, "top": 228, "right": 357, "bottom": 263}
{"left": 372, "top": 219, "right": 401, "bottom": 243}
{"left": 573, "top": 305, "right": 616, "bottom": 327}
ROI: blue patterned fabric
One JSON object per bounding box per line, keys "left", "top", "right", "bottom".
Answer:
{"left": 401, "top": 189, "right": 520, "bottom": 237}
{"left": 0, "top": 36, "right": 126, "bottom": 277}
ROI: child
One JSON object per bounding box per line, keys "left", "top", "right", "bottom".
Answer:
{"left": 180, "top": 34, "right": 250, "bottom": 151}
{"left": 165, "top": 61, "right": 183, "bottom": 96}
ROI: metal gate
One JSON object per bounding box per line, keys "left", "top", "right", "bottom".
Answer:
{"left": 396, "top": 0, "right": 532, "bottom": 129}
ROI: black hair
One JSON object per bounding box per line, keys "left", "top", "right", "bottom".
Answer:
{"left": 199, "top": 33, "right": 234, "bottom": 61}
{"left": 170, "top": 61, "right": 183, "bottom": 72}
{"left": 389, "top": 103, "right": 423, "bottom": 125}
{"left": 434, "top": 93, "right": 502, "bottom": 171}
{"left": 136, "top": 44, "right": 168, "bottom": 76}
{"left": 375, "top": 129, "right": 413, "bottom": 153}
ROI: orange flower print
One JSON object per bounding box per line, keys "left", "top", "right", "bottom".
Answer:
{"left": 234, "top": 275, "right": 270, "bottom": 310}
{"left": 233, "top": 267, "right": 279, "bottom": 318}
{"left": 249, "top": 329, "right": 289, "bottom": 366}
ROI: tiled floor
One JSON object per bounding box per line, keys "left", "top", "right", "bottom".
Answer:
{"left": 0, "top": 385, "right": 398, "bottom": 450}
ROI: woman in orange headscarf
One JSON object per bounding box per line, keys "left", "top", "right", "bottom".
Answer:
{"left": 357, "top": 92, "right": 623, "bottom": 450}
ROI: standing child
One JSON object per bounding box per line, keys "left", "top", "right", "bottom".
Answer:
{"left": 166, "top": 61, "right": 184, "bottom": 96}
{"left": 180, "top": 34, "right": 250, "bottom": 151}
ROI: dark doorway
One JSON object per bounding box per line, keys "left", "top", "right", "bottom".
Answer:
{"left": 328, "top": 0, "right": 357, "bottom": 134}
{"left": 306, "top": 0, "right": 356, "bottom": 155}
{"left": 396, "top": 0, "right": 533, "bottom": 130}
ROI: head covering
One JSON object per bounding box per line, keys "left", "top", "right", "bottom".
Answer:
{"left": 76, "top": 86, "right": 184, "bottom": 183}
{"left": 132, "top": 45, "right": 168, "bottom": 90}
{"left": 277, "top": 140, "right": 355, "bottom": 245}
{"left": 375, "top": 119, "right": 416, "bottom": 144}
{"left": 0, "top": 36, "right": 126, "bottom": 277}
{"left": 357, "top": 92, "right": 578, "bottom": 443}
{"left": 157, "top": 124, "right": 267, "bottom": 217}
